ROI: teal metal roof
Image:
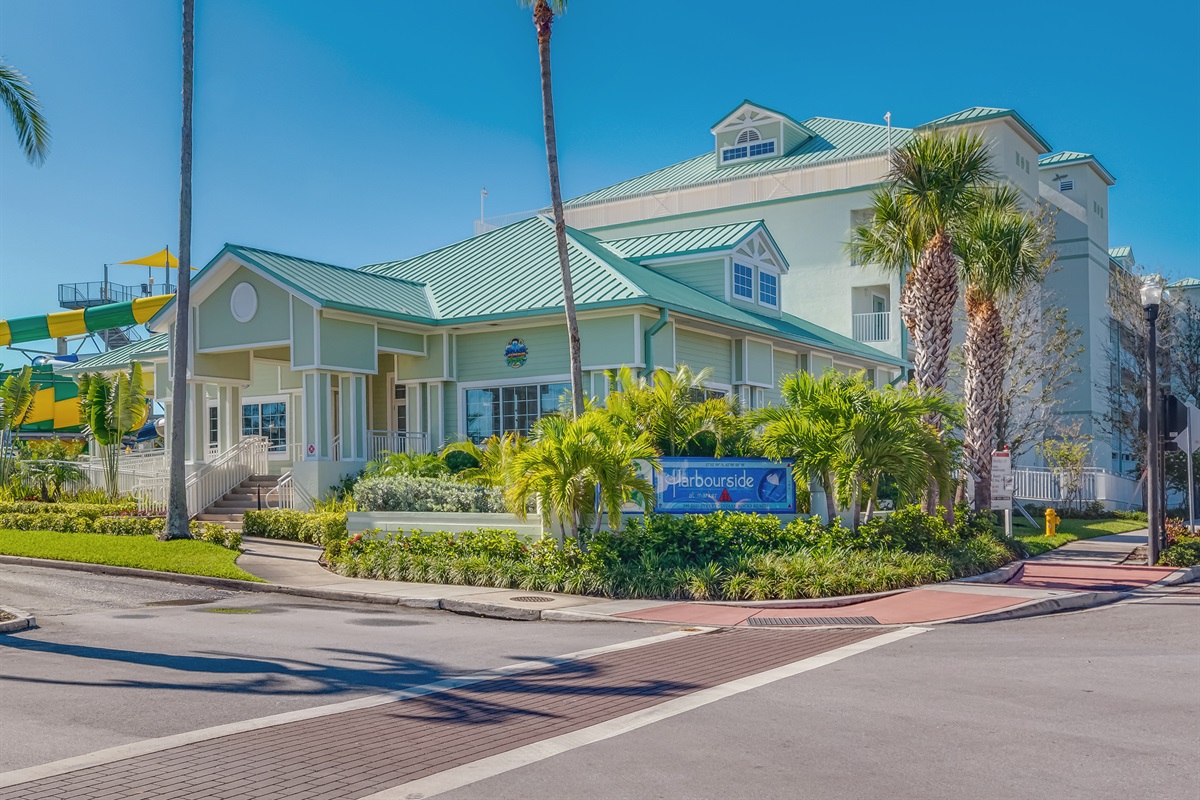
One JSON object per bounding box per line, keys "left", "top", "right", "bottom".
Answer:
{"left": 566, "top": 116, "right": 912, "bottom": 207}
{"left": 228, "top": 245, "right": 434, "bottom": 322}
{"left": 1169, "top": 277, "right": 1200, "bottom": 289}
{"left": 599, "top": 220, "right": 766, "bottom": 261}
{"left": 62, "top": 333, "right": 169, "bottom": 374}
{"left": 1109, "top": 246, "right": 1133, "bottom": 260}
{"left": 1038, "top": 151, "right": 1115, "bottom": 185}
{"left": 363, "top": 216, "right": 903, "bottom": 367}
{"left": 916, "top": 106, "right": 1052, "bottom": 152}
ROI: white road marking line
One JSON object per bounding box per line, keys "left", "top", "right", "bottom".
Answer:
{"left": 0, "top": 627, "right": 702, "bottom": 789}
{"left": 361, "top": 626, "right": 930, "bottom": 800}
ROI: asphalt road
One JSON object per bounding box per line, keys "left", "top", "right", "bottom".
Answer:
{"left": 0, "top": 565, "right": 670, "bottom": 772}
{"left": 1, "top": 565, "right": 1197, "bottom": 800}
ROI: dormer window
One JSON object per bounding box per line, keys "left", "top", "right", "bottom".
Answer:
{"left": 759, "top": 272, "right": 778, "bottom": 307}
{"left": 721, "top": 127, "right": 778, "bottom": 163}
{"left": 733, "top": 262, "right": 754, "bottom": 299}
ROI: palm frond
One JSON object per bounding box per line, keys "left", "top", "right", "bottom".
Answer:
{"left": 0, "top": 61, "right": 50, "bottom": 166}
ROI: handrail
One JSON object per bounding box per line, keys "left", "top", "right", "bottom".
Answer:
{"left": 134, "top": 436, "right": 268, "bottom": 516}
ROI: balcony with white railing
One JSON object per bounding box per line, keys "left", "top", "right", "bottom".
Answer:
{"left": 367, "top": 431, "right": 430, "bottom": 461}
{"left": 852, "top": 311, "right": 891, "bottom": 343}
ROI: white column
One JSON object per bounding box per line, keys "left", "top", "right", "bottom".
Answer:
{"left": 216, "top": 385, "right": 241, "bottom": 453}
{"left": 302, "top": 371, "right": 333, "bottom": 460}
{"left": 183, "top": 382, "right": 207, "bottom": 464}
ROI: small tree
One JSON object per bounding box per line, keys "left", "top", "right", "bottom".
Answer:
{"left": 441, "top": 432, "right": 528, "bottom": 488}
{"left": 1039, "top": 419, "right": 1094, "bottom": 513}
{"left": 0, "top": 367, "right": 39, "bottom": 488}
{"left": 78, "top": 364, "right": 148, "bottom": 499}
{"left": 20, "top": 439, "right": 85, "bottom": 501}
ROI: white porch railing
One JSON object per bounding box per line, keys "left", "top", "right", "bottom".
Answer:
{"left": 1012, "top": 466, "right": 1142, "bottom": 509}
{"left": 367, "top": 431, "right": 430, "bottom": 460}
{"left": 852, "top": 311, "right": 891, "bottom": 343}
{"left": 134, "top": 436, "right": 269, "bottom": 516}
{"left": 264, "top": 470, "right": 315, "bottom": 510}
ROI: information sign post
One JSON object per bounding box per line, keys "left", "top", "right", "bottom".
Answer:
{"left": 991, "top": 449, "right": 1014, "bottom": 538}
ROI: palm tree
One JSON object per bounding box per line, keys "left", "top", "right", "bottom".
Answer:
{"left": 166, "top": 0, "right": 195, "bottom": 539}
{"left": 603, "top": 365, "right": 747, "bottom": 457}
{"left": 520, "top": 0, "right": 585, "bottom": 417}
{"left": 755, "top": 371, "right": 959, "bottom": 527}
{"left": 363, "top": 451, "right": 449, "bottom": 479}
{"left": 851, "top": 132, "right": 996, "bottom": 403}
{"left": 0, "top": 60, "right": 50, "bottom": 165}
{"left": 956, "top": 187, "right": 1051, "bottom": 510}
{"left": 78, "top": 364, "right": 149, "bottom": 499}
{"left": 441, "top": 432, "right": 528, "bottom": 487}
{"left": 508, "top": 411, "right": 657, "bottom": 539}
{"left": 0, "top": 367, "right": 39, "bottom": 487}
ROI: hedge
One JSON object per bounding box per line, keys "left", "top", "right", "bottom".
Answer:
{"left": 242, "top": 509, "right": 347, "bottom": 547}
{"left": 352, "top": 475, "right": 505, "bottom": 513}
{"left": 0, "top": 509, "right": 240, "bottom": 550}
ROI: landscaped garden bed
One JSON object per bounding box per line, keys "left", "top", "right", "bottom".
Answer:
{"left": 316, "top": 506, "right": 1020, "bottom": 601}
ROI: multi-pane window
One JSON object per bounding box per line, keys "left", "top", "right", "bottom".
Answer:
{"left": 733, "top": 262, "right": 754, "bottom": 299}
{"left": 393, "top": 384, "right": 407, "bottom": 433}
{"left": 242, "top": 401, "right": 287, "bottom": 451}
{"left": 748, "top": 140, "right": 775, "bottom": 157}
{"left": 465, "top": 382, "right": 570, "bottom": 442}
{"left": 759, "top": 272, "right": 778, "bottom": 307}
{"left": 687, "top": 387, "right": 728, "bottom": 403}
{"left": 208, "top": 406, "right": 219, "bottom": 447}
{"left": 722, "top": 146, "right": 748, "bottom": 162}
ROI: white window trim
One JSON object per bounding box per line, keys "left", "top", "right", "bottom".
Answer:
{"left": 720, "top": 137, "right": 778, "bottom": 164}
{"left": 457, "top": 374, "right": 572, "bottom": 441}
{"left": 241, "top": 394, "right": 291, "bottom": 460}
{"left": 732, "top": 262, "right": 755, "bottom": 300}
{"left": 758, "top": 271, "right": 779, "bottom": 309}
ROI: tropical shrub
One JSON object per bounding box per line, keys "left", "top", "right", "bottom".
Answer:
{"left": 331, "top": 508, "right": 1020, "bottom": 601}
{"left": 242, "top": 509, "right": 347, "bottom": 546}
{"left": 1159, "top": 536, "right": 1200, "bottom": 567}
{"left": 363, "top": 451, "right": 450, "bottom": 479}
{"left": 93, "top": 515, "right": 164, "bottom": 536}
{"left": 77, "top": 364, "right": 149, "bottom": 498}
{"left": 353, "top": 475, "right": 505, "bottom": 513}
{"left": 0, "top": 500, "right": 136, "bottom": 518}
{"left": 0, "top": 509, "right": 239, "bottom": 549}
{"left": 441, "top": 432, "right": 528, "bottom": 487}
{"left": 0, "top": 511, "right": 93, "bottom": 533}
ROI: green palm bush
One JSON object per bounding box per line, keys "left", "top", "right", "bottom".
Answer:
{"left": 0, "top": 366, "right": 39, "bottom": 489}
{"left": 77, "top": 364, "right": 148, "bottom": 499}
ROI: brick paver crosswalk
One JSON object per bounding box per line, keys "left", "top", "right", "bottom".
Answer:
{"left": 0, "top": 628, "right": 879, "bottom": 799}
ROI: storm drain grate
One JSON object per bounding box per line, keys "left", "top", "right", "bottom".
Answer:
{"left": 748, "top": 615, "right": 880, "bottom": 626}
{"left": 510, "top": 595, "right": 556, "bottom": 603}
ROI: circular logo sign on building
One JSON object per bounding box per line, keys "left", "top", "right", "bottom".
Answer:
{"left": 505, "top": 338, "right": 528, "bottom": 369}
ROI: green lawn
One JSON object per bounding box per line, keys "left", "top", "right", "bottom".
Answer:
{"left": 0, "top": 530, "right": 263, "bottom": 582}
{"left": 1001, "top": 517, "right": 1147, "bottom": 557}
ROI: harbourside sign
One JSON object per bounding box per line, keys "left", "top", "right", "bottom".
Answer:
{"left": 653, "top": 457, "right": 795, "bottom": 514}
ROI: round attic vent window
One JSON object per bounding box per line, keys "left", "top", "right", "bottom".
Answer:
{"left": 230, "top": 282, "right": 258, "bottom": 323}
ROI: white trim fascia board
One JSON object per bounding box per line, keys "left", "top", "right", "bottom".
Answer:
{"left": 737, "top": 380, "right": 774, "bottom": 389}
{"left": 196, "top": 340, "right": 289, "bottom": 355}
{"left": 315, "top": 364, "right": 375, "bottom": 376}
{"left": 456, "top": 373, "right": 573, "bottom": 391}
{"left": 375, "top": 319, "right": 433, "bottom": 335}
{"left": 376, "top": 345, "right": 426, "bottom": 357}
{"left": 633, "top": 250, "right": 737, "bottom": 267}
{"left": 189, "top": 375, "right": 249, "bottom": 387}
{"left": 251, "top": 357, "right": 290, "bottom": 367}
{"left": 582, "top": 363, "right": 643, "bottom": 372}
{"left": 744, "top": 334, "right": 774, "bottom": 347}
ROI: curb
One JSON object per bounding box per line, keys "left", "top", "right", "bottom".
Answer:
{"left": 698, "top": 587, "right": 911, "bottom": 609}
{"left": 952, "top": 560, "right": 1024, "bottom": 584}
{"left": 939, "top": 590, "right": 1125, "bottom": 624}
{"left": 0, "top": 555, "right": 601, "bottom": 624}
{"left": 0, "top": 605, "right": 36, "bottom": 633}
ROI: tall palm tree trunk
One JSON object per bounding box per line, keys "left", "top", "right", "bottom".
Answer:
{"left": 963, "top": 289, "right": 1006, "bottom": 511}
{"left": 166, "top": 0, "right": 195, "bottom": 539}
{"left": 532, "top": 1, "right": 584, "bottom": 417}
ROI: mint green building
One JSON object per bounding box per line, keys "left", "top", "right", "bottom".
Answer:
{"left": 87, "top": 211, "right": 900, "bottom": 507}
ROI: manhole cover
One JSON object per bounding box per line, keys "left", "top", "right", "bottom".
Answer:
{"left": 347, "top": 617, "right": 423, "bottom": 627}
{"left": 510, "top": 595, "right": 555, "bottom": 603}
{"left": 748, "top": 616, "right": 880, "bottom": 626}
{"left": 112, "top": 614, "right": 155, "bottom": 619}
{"left": 144, "top": 598, "right": 215, "bottom": 607}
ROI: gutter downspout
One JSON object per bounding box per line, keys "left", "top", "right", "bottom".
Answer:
{"left": 642, "top": 308, "right": 669, "bottom": 380}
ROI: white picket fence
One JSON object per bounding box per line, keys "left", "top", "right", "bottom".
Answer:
{"left": 1012, "top": 466, "right": 1142, "bottom": 510}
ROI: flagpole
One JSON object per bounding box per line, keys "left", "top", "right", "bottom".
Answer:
{"left": 165, "top": 245, "right": 170, "bottom": 294}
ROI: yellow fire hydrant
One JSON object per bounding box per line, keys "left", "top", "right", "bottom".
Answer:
{"left": 1044, "top": 507, "right": 1060, "bottom": 537}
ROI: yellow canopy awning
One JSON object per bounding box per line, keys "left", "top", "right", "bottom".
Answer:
{"left": 119, "top": 248, "right": 192, "bottom": 269}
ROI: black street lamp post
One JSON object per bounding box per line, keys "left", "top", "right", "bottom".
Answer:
{"left": 1142, "top": 276, "right": 1164, "bottom": 565}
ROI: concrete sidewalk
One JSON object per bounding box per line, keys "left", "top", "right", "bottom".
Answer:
{"left": 1031, "top": 529, "right": 1149, "bottom": 564}
{"left": 236, "top": 536, "right": 1194, "bottom": 627}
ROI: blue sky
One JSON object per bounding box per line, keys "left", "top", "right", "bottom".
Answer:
{"left": 1, "top": 0, "right": 1198, "bottom": 360}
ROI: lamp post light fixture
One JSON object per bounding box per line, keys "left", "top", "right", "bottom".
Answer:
{"left": 1141, "top": 274, "right": 1165, "bottom": 565}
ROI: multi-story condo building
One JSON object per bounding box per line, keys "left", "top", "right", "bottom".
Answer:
{"left": 551, "top": 100, "right": 1122, "bottom": 468}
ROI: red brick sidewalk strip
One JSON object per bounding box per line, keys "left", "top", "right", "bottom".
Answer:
{"left": 0, "top": 628, "right": 879, "bottom": 800}
{"left": 1008, "top": 562, "right": 1176, "bottom": 591}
